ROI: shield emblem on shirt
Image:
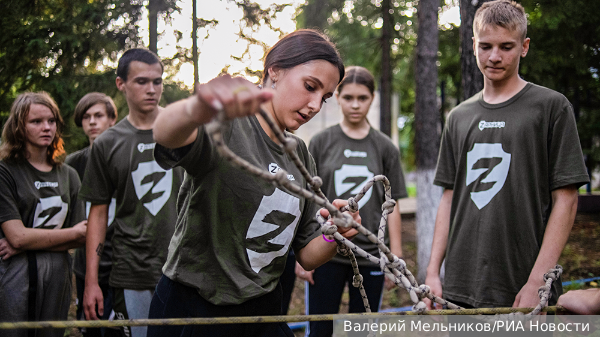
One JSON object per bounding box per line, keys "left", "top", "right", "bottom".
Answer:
{"left": 246, "top": 188, "right": 301, "bottom": 273}
{"left": 466, "top": 143, "right": 511, "bottom": 209}
{"left": 334, "top": 164, "right": 374, "bottom": 209}
{"left": 131, "top": 161, "right": 173, "bottom": 216}
{"left": 33, "top": 196, "right": 68, "bottom": 229}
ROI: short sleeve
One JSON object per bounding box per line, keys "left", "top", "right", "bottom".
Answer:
{"left": 434, "top": 119, "right": 456, "bottom": 189}
{"left": 67, "top": 166, "right": 86, "bottom": 228}
{"left": 548, "top": 102, "right": 589, "bottom": 190}
{"left": 0, "top": 163, "right": 21, "bottom": 224}
{"left": 79, "top": 141, "right": 114, "bottom": 204}
{"left": 154, "top": 125, "right": 223, "bottom": 177}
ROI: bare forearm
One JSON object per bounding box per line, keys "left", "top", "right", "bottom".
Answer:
{"left": 85, "top": 205, "right": 108, "bottom": 286}
{"left": 426, "top": 189, "right": 453, "bottom": 277}
{"left": 1, "top": 219, "right": 83, "bottom": 251}
{"left": 295, "top": 235, "right": 338, "bottom": 271}
{"left": 528, "top": 186, "right": 578, "bottom": 282}
{"left": 153, "top": 98, "right": 203, "bottom": 149}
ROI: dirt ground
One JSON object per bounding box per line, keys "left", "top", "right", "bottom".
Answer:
{"left": 63, "top": 212, "right": 599, "bottom": 337}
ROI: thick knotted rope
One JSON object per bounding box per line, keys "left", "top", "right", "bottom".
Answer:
{"left": 205, "top": 105, "right": 561, "bottom": 316}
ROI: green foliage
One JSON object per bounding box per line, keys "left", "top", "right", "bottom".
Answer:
{"left": 520, "top": 0, "right": 600, "bottom": 172}
{"left": 0, "top": 0, "right": 147, "bottom": 152}
{"left": 297, "top": 0, "right": 462, "bottom": 170}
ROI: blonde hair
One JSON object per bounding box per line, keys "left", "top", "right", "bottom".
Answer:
{"left": 473, "top": 0, "right": 527, "bottom": 41}
{"left": 0, "top": 92, "right": 65, "bottom": 165}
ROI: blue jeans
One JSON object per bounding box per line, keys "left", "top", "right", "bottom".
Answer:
{"left": 147, "top": 275, "right": 294, "bottom": 337}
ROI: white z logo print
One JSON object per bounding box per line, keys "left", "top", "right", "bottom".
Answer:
{"left": 246, "top": 189, "right": 301, "bottom": 273}
{"left": 33, "top": 196, "right": 68, "bottom": 229}
{"left": 466, "top": 143, "right": 511, "bottom": 209}
{"left": 131, "top": 161, "right": 173, "bottom": 216}
{"left": 334, "top": 164, "right": 374, "bottom": 209}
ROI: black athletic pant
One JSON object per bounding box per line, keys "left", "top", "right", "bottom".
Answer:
{"left": 308, "top": 261, "right": 385, "bottom": 337}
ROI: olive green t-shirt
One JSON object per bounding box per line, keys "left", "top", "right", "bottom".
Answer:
{"left": 309, "top": 125, "right": 407, "bottom": 266}
{"left": 66, "top": 147, "right": 115, "bottom": 284}
{"left": 434, "top": 83, "right": 589, "bottom": 307}
{"left": 79, "top": 117, "right": 184, "bottom": 290}
{"left": 154, "top": 115, "right": 321, "bottom": 305}
{"left": 0, "top": 159, "right": 85, "bottom": 327}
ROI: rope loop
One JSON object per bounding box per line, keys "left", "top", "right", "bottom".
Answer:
{"left": 347, "top": 197, "right": 359, "bottom": 213}
{"left": 381, "top": 199, "right": 396, "bottom": 213}
{"left": 352, "top": 274, "right": 364, "bottom": 288}
{"left": 379, "top": 254, "right": 405, "bottom": 273}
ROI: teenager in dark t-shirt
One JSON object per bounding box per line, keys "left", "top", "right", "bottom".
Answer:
{"left": 297, "top": 66, "right": 407, "bottom": 337}
{"left": 425, "top": 0, "right": 589, "bottom": 309}
{"left": 147, "top": 29, "right": 360, "bottom": 337}
{"left": 66, "top": 92, "right": 118, "bottom": 337}
{"left": 80, "top": 49, "right": 183, "bottom": 337}
{"left": 0, "top": 92, "right": 87, "bottom": 337}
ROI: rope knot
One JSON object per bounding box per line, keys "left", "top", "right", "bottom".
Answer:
{"left": 321, "top": 224, "right": 337, "bottom": 236}
{"left": 332, "top": 213, "right": 353, "bottom": 228}
{"left": 283, "top": 138, "right": 297, "bottom": 152}
{"left": 337, "top": 244, "right": 351, "bottom": 256}
{"left": 274, "top": 169, "right": 289, "bottom": 185}
{"left": 381, "top": 199, "right": 396, "bottom": 213}
{"left": 537, "top": 285, "right": 551, "bottom": 298}
{"left": 352, "top": 274, "right": 364, "bottom": 287}
{"left": 379, "top": 254, "right": 405, "bottom": 273}
{"left": 543, "top": 265, "right": 562, "bottom": 282}
{"left": 310, "top": 176, "right": 323, "bottom": 190}
{"left": 418, "top": 284, "right": 431, "bottom": 298}
{"left": 347, "top": 197, "right": 359, "bottom": 212}
{"left": 413, "top": 301, "right": 427, "bottom": 313}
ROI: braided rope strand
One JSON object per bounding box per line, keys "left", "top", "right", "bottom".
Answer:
{"left": 206, "top": 107, "right": 561, "bottom": 316}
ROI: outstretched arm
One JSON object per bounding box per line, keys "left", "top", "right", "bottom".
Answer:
{"left": 513, "top": 185, "right": 578, "bottom": 308}
{"left": 425, "top": 189, "right": 453, "bottom": 309}
{"left": 153, "top": 75, "right": 272, "bottom": 149}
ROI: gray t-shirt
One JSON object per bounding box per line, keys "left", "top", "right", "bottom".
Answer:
{"left": 154, "top": 115, "right": 321, "bottom": 305}
{"left": 309, "top": 125, "right": 407, "bottom": 266}
{"left": 79, "top": 117, "right": 184, "bottom": 290}
{"left": 66, "top": 147, "right": 115, "bottom": 284}
{"left": 0, "top": 159, "right": 85, "bottom": 327}
{"left": 434, "top": 83, "right": 589, "bottom": 307}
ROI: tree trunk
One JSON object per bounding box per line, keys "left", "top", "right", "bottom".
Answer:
{"left": 148, "top": 0, "right": 158, "bottom": 53}
{"left": 415, "top": 0, "right": 443, "bottom": 283}
{"left": 192, "top": 0, "right": 199, "bottom": 89}
{"left": 380, "top": 0, "right": 392, "bottom": 137}
{"left": 460, "top": 0, "right": 492, "bottom": 101}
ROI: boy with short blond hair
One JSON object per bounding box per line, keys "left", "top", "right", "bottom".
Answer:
{"left": 425, "top": 0, "right": 589, "bottom": 309}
